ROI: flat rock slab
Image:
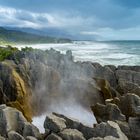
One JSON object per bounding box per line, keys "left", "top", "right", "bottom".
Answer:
{"left": 44, "top": 114, "right": 66, "bottom": 133}
{"left": 59, "top": 129, "right": 86, "bottom": 140}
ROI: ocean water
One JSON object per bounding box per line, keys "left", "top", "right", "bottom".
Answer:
{"left": 18, "top": 40, "right": 140, "bottom": 66}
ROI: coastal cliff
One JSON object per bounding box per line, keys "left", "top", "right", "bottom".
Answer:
{"left": 0, "top": 46, "right": 139, "bottom": 140}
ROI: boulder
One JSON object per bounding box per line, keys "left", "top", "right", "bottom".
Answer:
{"left": 116, "top": 80, "right": 140, "bottom": 95}
{"left": 0, "top": 104, "right": 6, "bottom": 110}
{"left": 0, "top": 136, "right": 5, "bottom": 140}
{"left": 116, "top": 121, "right": 131, "bottom": 139}
{"left": 46, "top": 133, "right": 62, "bottom": 140}
{"left": 131, "top": 87, "right": 140, "bottom": 97}
{"left": 26, "top": 136, "right": 38, "bottom": 140}
{"left": 91, "top": 103, "right": 126, "bottom": 123}
{"left": 116, "top": 70, "right": 140, "bottom": 86}
{"left": 129, "top": 117, "right": 140, "bottom": 140}
{"left": 93, "top": 78, "right": 112, "bottom": 100}
{"left": 59, "top": 129, "right": 86, "bottom": 140}
{"left": 89, "top": 137, "right": 103, "bottom": 140}
{"left": 118, "top": 66, "right": 140, "bottom": 72}
{"left": 117, "top": 93, "right": 140, "bottom": 119}
{"left": 90, "top": 121, "right": 128, "bottom": 140}
{"left": 52, "top": 113, "right": 80, "bottom": 129}
{"left": 23, "top": 122, "right": 41, "bottom": 139}
{"left": 44, "top": 114, "right": 66, "bottom": 133}
{"left": 78, "top": 123, "right": 95, "bottom": 139}
{"left": 92, "top": 63, "right": 117, "bottom": 88}
{"left": 53, "top": 113, "right": 95, "bottom": 139}
{"left": 89, "top": 136, "right": 127, "bottom": 140}
{"left": 8, "top": 131, "right": 25, "bottom": 140}
{"left": 93, "top": 78, "right": 120, "bottom": 100}
{"left": 0, "top": 105, "right": 27, "bottom": 137}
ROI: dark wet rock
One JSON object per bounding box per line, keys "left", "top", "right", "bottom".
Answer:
{"left": 23, "top": 122, "right": 41, "bottom": 139}
{"left": 93, "top": 78, "right": 112, "bottom": 100}
{"left": 131, "top": 87, "right": 140, "bottom": 97}
{"left": 8, "top": 131, "right": 25, "bottom": 140}
{"left": 93, "top": 78, "right": 120, "bottom": 101}
{"left": 52, "top": 113, "right": 81, "bottom": 129}
{"left": 116, "top": 121, "right": 131, "bottom": 139}
{"left": 91, "top": 103, "right": 126, "bottom": 123}
{"left": 44, "top": 114, "right": 66, "bottom": 133}
{"left": 46, "top": 133, "right": 62, "bottom": 140}
{"left": 44, "top": 128, "right": 51, "bottom": 137}
{"left": 59, "top": 129, "right": 86, "bottom": 140}
{"left": 110, "top": 88, "right": 121, "bottom": 98}
{"left": 129, "top": 117, "right": 140, "bottom": 140}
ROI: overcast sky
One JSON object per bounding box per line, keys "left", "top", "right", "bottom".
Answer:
{"left": 0, "top": 0, "right": 140, "bottom": 40}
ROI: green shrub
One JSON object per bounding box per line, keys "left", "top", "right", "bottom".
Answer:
{"left": 21, "top": 47, "right": 34, "bottom": 52}
{"left": 0, "top": 46, "right": 19, "bottom": 61}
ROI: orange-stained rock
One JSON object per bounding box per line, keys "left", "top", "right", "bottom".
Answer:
{"left": 0, "top": 61, "right": 32, "bottom": 122}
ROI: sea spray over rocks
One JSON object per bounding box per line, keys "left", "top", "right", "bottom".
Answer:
{"left": 23, "top": 48, "right": 102, "bottom": 116}
{"left": 0, "top": 47, "right": 102, "bottom": 126}
{"left": 33, "top": 101, "right": 96, "bottom": 133}
{"left": 27, "top": 49, "right": 99, "bottom": 130}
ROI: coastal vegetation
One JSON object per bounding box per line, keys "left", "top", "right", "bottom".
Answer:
{"left": 0, "top": 46, "right": 19, "bottom": 61}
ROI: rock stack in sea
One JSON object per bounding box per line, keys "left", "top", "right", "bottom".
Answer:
{"left": 0, "top": 46, "right": 140, "bottom": 140}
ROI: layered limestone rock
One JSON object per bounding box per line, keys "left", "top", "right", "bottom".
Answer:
{"left": 0, "top": 47, "right": 140, "bottom": 140}
{"left": 116, "top": 93, "right": 140, "bottom": 119}
{"left": 91, "top": 103, "right": 126, "bottom": 123}
{"left": 59, "top": 129, "right": 86, "bottom": 140}
{"left": 0, "top": 61, "right": 32, "bottom": 122}
{"left": 43, "top": 113, "right": 128, "bottom": 140}
{"left": 116, "top": 70, "right": 140, "bottom": 95}
{"left": 44, "top": 114, "right": 66, "bottom": 133}
{"left": 0, "top": 105, "right": 129, "bottom": 140}
{"left": 0, "top": 105, "right": 41, "bottom": 140}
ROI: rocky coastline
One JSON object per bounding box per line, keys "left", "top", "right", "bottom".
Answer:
{"left": 0, "top": 46, "right": 140, "bottom": 140}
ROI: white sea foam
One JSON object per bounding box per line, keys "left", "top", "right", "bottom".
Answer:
{"left": 16, "top": 41, "right": 140, "bottom": 66}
